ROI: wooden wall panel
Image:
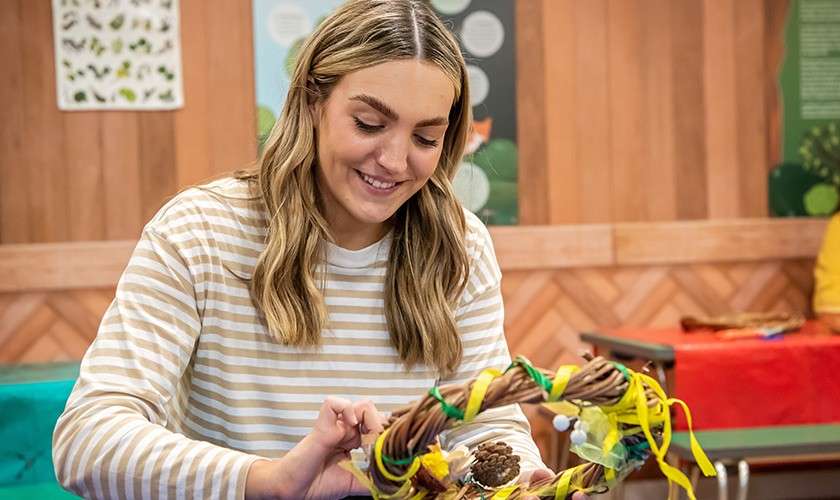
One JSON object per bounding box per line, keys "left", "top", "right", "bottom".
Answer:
{"left": 175, "top": 0, "right": 213, "bottom": 189}
{"left": 514, "top": 0, "right": 549, "bottom": 225}
{"left": 139, "top": 113, "right": 178, "bottom": 222}
{"left": 734, "top": 0, "right": 769, "bottom": 217}
{"left": 0, "top": 1, "right": 28, "bottom": 243}
{"left": 502, "top": 259, "right": 815, "bottom": 370}
{"left": 0, "top": 258, "right": 813, "bottom": 367}
{"left": 21, "top": 0, "right": 69, "bottom": 243}
{"left": 0, "top": 290, "right": 113, "bottom": 363}
{"left": 206, "top": 0, "right": 258, "bottom": 177}
{"left": 0, "top": 0, "right": 257, "bottom": 244}
{"left": 542, "top": 2, "right": 580, "bottom": 224}
{"left": 64, "top": 113, "right": 105, "bottom": 241}
{"left": 518, "top": 0, "right": 783, "bottom": 224}
{"left": 672, "top": 0, "right": 709, "bottom": 220}
{"left": 574, "top": 0, "right": 611, "bottom": 224}
{"left": 102, "top": 113, "right": 144, "bottom": 240}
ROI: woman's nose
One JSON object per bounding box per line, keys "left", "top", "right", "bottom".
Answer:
{"left": 376, "top": 134, "right": 409, "bottom": 174}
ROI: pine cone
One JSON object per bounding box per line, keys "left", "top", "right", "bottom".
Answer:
{"left": 471, "top": 441, "right": 520, "bottom": 487}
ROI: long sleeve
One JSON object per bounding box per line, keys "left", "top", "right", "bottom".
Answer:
{"left": 52, "top": 223, "right": 262, "bottom": 500}
{"left": 438, "top": 215, "right": 547, "bottom": 472}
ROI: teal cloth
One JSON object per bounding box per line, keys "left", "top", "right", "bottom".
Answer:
{"left": 0, "top": 482, "right": 79, "bottom": 499}
{"left": 0, "top": 362, "right": 79, "bottom": 496}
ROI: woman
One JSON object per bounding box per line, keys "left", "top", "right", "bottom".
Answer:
{"left": 53, "top": 1, "right": 578, "bottom": 498}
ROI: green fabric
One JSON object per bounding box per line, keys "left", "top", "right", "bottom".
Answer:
{"left": 0, "top": 363, "right": 79, "bottom": 489}
{"left": 0, "top": 482, "right": 79, "bottom": 499}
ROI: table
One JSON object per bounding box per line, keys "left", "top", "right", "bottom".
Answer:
{"left": 579, "top": 323, "right": 840, "bottom": 500}
{"left": 670, "top": 424, "right": 840, "bottom": 500}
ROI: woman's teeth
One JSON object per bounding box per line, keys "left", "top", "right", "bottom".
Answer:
{"left": 360, "top": 172, "right": 397, "bottom": 189}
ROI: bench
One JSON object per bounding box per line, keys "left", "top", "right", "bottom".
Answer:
{"left": 669, "top": 424, "right": 840, "bottom": 500}
{"left": 0, "top": 362, "right": 80, "bottom": 499}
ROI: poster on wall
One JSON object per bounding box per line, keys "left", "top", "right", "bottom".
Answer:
{"left": 771, "top": 0, "right": 840, "bottom": 216}
{"left": 51, "top": 0, "right": 184, "bottom": 111}
{"left": 252, "top": 0, "right": 519, "bottom": 225}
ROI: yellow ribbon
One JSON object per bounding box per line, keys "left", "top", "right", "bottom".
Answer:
{"left": 604, "top": 467, "right": 616, "bottom": 485}
{"left": 491, "top": 484, "right": 519, "bottom": 499}
{"left": 549, "top": 365, "right": 580, "bottom": 402}
{"left": 669, "top": 398, "right": 716, "bottom": 476}
{"left": 602, "top": 412, "right": 622, "bottom": 458}
{"left": 600, "top": 371, "right": 715, "bottom": 500}
{"left": 553, "top": 465, "right": 585, "bottom": 500}
{"left": 374, "top": 429, "right": 421, "bottom": 482}
{"left": 339, "top": 459, "right": 414, "bottom": 500}
{"left": 464, "top": 368, "right": 502, "bottom": 422}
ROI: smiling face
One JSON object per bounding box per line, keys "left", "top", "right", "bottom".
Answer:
{"left": 312, "top": 59, "right": 455, "bottom": 249}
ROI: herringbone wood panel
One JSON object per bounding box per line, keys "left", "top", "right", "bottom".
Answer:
{"left": 502, "top": 259, "right": 814, "bottom": 369}
{"left": 0, "top": 260, "right": 815, "bottom": 366}
{"left": 0, "top": 289, "right": 114, "bottom": 363}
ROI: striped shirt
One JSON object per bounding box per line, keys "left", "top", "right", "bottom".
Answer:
{"left": 53, "top": 177, "right": 544, "bottom": 499}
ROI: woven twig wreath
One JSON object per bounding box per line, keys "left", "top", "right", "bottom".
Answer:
{"left": 343, "top": 354, "right": 716, "bottom": 500}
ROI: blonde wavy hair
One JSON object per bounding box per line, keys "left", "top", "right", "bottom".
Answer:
{"left": 238, "top": 0, "right": 472, "bottom": 376}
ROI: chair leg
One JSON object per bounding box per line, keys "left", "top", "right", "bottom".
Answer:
{"left": 736, "top": 460, "right": 749, "bottom": 500}
{"left": 666, "top": 453, "right": 681, "bottom": 500}
{"left": 689, "top": 463, "right": 700, "bottom": 493}
{"left": 655, "top": 361, "right": 668, "bottom": 392}
{"left": 714, "top": 461, "right": 729, "bottom": 500}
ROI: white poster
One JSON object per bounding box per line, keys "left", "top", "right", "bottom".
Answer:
{"left": 52, "top": 0, "right": 184, "bottom": 111}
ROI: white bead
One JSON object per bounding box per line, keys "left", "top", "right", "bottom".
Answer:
{"left": 570, "top": 429, "right": 587, "bottom": 446}
{"left": 552, "top": 414, "right": 571, "bottom": 432}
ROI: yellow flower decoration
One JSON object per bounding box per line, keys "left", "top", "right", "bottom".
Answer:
{"left": 419, "top": 443, "right": 450, "bottom": 480}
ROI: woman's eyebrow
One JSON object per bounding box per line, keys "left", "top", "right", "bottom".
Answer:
{"left": 350, "top": 94, "right": 398, "bottom": 120}
{"left": 349, "top": 94, "right": 448, "bottom": 127}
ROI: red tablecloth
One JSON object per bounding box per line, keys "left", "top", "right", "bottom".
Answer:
{"left": 602, "top": 322, "right": 840, "bottom": 430}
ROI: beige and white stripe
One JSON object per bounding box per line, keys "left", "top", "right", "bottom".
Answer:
{"left": 53, "top": 177, "right": 544, "bottom": 499}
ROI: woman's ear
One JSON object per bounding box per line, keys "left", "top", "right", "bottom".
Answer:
{"left": 308, "top": 97, "right": 322, "bottom": 129}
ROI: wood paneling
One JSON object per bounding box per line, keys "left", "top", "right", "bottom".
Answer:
{"left": 502, "top": 259, "right": 815, "bottom": 370}
{"left": 0, "top": 0, "right": 257, "bottom": 244}
{"left": 491, "top": 225, "right": 614, "bottom": 270}
{"left": 0, "top": 219, "right": 825, "bottom": 290}
{"left": 515, "top": 0, "right": 549, "bottom": 225}
{"left": 517, "top": 0, "right": 785, "bottom": 224}
{"left": 0, "top": 1, "right": 28, "bottom": 243}
{"left": 0, "top": 290, "right": 113, "bottom": 363}
{"left": 0, "top": 255, "right": 817, "bottom": 368}
{"left": 613, "top": 218, "right": 828, "bottom": 266}
{"left": 0, "top": 241, "right": 134, "bottom": 292}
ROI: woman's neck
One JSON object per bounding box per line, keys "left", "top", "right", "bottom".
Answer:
{"left": 326, "top": 212, "right": 391, "bottom": 250}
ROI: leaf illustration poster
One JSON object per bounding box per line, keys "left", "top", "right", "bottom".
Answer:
{"left": 51, "top": 0, "right": 184, "bottom": 111}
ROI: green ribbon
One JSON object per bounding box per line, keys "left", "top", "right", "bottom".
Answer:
{"left": 507, "top": 355, "right": 553, "bottom": 393}
{"left": 611, "top": 361, "right": 631, "bottom": 382}
{"left": 429, "top": 386, "right": 465, "bottom": 420}
{"left": 382, "top": 453, "right": 417, "bottom": 466}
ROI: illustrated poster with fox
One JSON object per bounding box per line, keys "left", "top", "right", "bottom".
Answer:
{"left": 253, "top": 0, "right": 519, "bottom": 225}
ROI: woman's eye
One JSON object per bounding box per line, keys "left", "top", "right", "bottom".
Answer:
{"left": 353, "top": 117, "right": 382, "bottom": 133}
{"left": 415, "top": 135, "right": 439, "bottom": 148}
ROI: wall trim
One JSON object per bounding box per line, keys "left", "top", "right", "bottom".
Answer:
{"left": 0, "top": 218, "right": 828, "bottom": 291}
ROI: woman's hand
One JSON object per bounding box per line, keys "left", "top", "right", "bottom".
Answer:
{"left": 245, "top": 397, "right": 386, "bottom": 500}
{"left": 519, "top": 468, "right": 590, "bottom": 500}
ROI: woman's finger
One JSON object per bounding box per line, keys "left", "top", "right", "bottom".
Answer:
{"left": 322, "top": 396, "right": 358, "bottom": 426}
{"left": 353, "top": 399, "right": 385, "bottom": 434}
